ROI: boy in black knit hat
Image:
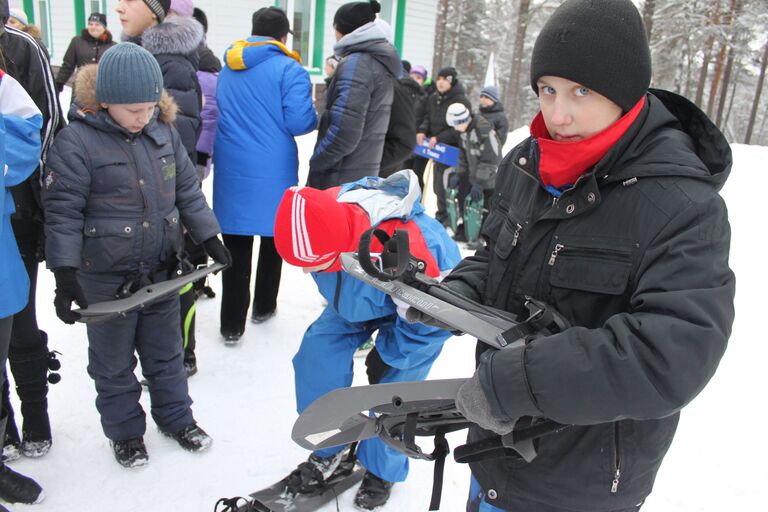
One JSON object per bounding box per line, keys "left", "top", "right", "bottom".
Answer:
{"left": 408, "top": 1, "right": 735, "bottom": 511}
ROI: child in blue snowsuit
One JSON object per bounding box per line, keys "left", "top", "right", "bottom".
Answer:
{"left": 42, "top": 44, "right": 230, "bottom": 468}
{"left": 274, "top": 170, "right": 461, "bottom": 510}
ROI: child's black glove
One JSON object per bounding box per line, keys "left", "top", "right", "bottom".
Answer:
{"left": 53, "top": 267, "right": 88, "bottom": 324}
{"left": 469, "top": 184, "right": 484, "bottom": 202}
{"left": 203, "top": 236, "right": 232, "bottom": 267}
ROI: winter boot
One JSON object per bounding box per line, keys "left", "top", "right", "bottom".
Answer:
{"left": 8, "top": 332, "right": 57, "bottom": 458}
{"left": 251, "top": 309, "right": 276, "bottom": 324}
{"left": 0, "top": 414, "right": 44, "bottom": 504}
{"left": 111, "top": 437, "right": 149, "bottom": 468}
{"left": 353, "top": 471, "right": 393, "bottom": 511}
{"left": 183, "top": 352, "right": 198, "bottom": 378}
{"left": 161, "top": 423, "right": 212, "bottom": 452}
{"left": 285, "top": 446, "right": 356, "bottom": 495}
{"left": 0, "top": 379, "right": 20, "bottom": 463}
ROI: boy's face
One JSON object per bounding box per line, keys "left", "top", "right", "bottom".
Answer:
{"left": 410, "top": 73, "right": 424, "bottom": 86}
{"left": 102, "top": 102, "right": 157, "bottom": 134}
{"left": 454, "top": 120, "right": 470, "bottom": 133}
{"left": 479, "top": 95, "right": 495, "bottom": 108}
{"left": 87, "top": 21, "right": 106, "bottom": 39}
{"left": 115, "top": 0, "right": 157, "bottom": 38}
{"left": 536, "top": 75, "right": 622, "bottom": 142}
{"left": 435, "top": 76, "right": 452, "bottom": 93}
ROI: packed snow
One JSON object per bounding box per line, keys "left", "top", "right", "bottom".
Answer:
{"left": 6, "top": 105, "right": 766, "bottom": 511}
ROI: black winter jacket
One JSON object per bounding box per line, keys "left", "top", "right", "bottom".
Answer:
{"left": 42, "top": 66, "right": 219, "bottom": 274}
{"left": 308, "top": 23, "right": 400, "bottom": 189}
{"left": 418, "top": 81, "right": 471, "bottom": 147}
{"left": 1, "top": 26, "right": 64, "bottom": 225}
{"left": 379, "top": 77, "right": 417, "bottom": 177}
{"left": 480, "top": 101, "right": 509, "bottom": 147}
{"left": 400, "top": 74, "right": 427, "bottom": 127}
{"left": 55, "top": 29, "right": 115, "bottom": 91}
{"left": 444, "top": 90, "right": 735, "bottom": 511}
{"left": 137, "top": 15, "right": 204, "bottom": 164}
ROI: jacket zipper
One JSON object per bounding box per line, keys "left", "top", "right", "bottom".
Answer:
{"left": 611, "top": 422, "right": 622, "bottom": 493}
{"left": 511, "top": 223, "right": 523, "bottom": 247}
{"left": 548, "top": 244, "right": 632, "bottom": 266}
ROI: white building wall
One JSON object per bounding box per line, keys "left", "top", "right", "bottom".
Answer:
{"left": 22, "top": 0, "right": 437, "bottom": 78}
{"left": 401, "top": 0, "right": 437, "bottom": 76}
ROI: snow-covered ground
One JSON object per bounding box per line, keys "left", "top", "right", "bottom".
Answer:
{"left": 7, "top": 98, "right": 767, "bottom": 511}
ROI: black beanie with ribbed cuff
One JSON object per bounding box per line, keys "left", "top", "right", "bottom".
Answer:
{"left": 530, "top": 0, "right": 651, "bottom": 112}
{"left": 142, "top": 0, "right": 170, "bottom": 23}
{"left": 334, "top": 1, "right": 381, "bottom": 36}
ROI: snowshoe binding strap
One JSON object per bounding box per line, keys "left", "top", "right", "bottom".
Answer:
{"left": 496, "top": 296, "right": 571, "bottom": 346}
{"left": 213, "top": 496, "right": 265, "bottom": 512}
{"left": 357, "top": 228, "right": 418, "bottom": 281}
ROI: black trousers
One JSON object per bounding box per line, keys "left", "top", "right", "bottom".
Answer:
{"left": 433, "top": 162, "right": 451, "bottom": 222}
{"left": 220, "top": 234, "right": 282, "bottom": 334}
{"left": 400, "top": 156, "right": 428, "bottom": 192}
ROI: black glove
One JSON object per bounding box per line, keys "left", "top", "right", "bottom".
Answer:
{"left": 365, "top": 346, "right": 391, "bottom": 385}
{"left": 203, "top": 236, "right": 232, "bottom": 267}
{"left": 447, "top": 173, "right": 461, "bottom": 189}
{"left": 53, "top": 267, "right": 88, "bottom": 324}
{"left": 469, "top": 184, "right": 484, "bottom": 203}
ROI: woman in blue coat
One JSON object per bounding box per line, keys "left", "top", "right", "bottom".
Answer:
{"left": 213, "top": 8, "right": 317, "bottom": 341}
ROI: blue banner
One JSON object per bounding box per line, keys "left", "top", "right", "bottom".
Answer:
{"left": 412, "top": 141, "right": 459, "bottom": 167}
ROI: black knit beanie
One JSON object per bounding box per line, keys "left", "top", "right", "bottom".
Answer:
{"left": 530, "top": 0, "right": 651, "bottom": 112}
{"left": 142, "top": 0, "right": 171, "bottom": 22}
{"left": 334, "top": 1, "right": 381, "bottom": 36}
{"left": 252, "top": 7, "right": 291, "bottom": 39}
{"left": 437, "top": 66, "right": 458, "bottom": 87}
{"left": 193, "top": 7, "right": 208, "bottom": 34}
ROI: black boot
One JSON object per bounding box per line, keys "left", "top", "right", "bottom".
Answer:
{"left": 353, "top": 471, "right": 393, "bottom": 511}
{"left": 284, "top": 446, "right": 356, "bottom": 495}
{"left": 161, "top": 423, "right": 212, "bottom": 452}
{"left": 0, "top": 377, "right": 20, "bottom": 462}
{"left": 111, "top": 437, "right": 149, "bottom": 468}
{"left": 0, "top": 415, "right": 44, "bottom": 504}
{"left": 8, "top": 331, "right": 56, "bottom": 458}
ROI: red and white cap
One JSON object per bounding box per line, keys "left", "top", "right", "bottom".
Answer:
{"left": 274, "top": 186, "right": 358, "bottom": 269}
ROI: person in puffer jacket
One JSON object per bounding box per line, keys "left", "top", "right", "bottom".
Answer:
{"left": 273, "top": 170, "right": 461, "bottom": 511}
{"left": 409, "top": 1, "right": 735, "bottom": 511}
{"left": 41, "top": 44, "right": 230, "bottom": 469}
{"left": 116, "top": 0, "right": 203, "bottom": 164}
{"left": 307, "top": 1, "right": 400, "bottom": 190}
{"left": 213, "top": 6, "right": 317, "bottom": 341}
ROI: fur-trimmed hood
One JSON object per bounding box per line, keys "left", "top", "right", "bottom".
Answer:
{"left": 72, "top": 64, "right": 178, "bottom": 124}
{"left": 138, "top": 14, "right": 203, "bottom": 57}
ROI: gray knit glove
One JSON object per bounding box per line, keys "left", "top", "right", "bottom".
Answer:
{"left": 456, "top": 373, "right": 516, "bottom": 435}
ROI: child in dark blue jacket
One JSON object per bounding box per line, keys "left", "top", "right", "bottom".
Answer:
{"left": 42, "top": 43, "right": 230, "bottom": 468}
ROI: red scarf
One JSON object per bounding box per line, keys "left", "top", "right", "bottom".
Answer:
{"left": 530, "top": 96, "right": 646, "bottom": 189}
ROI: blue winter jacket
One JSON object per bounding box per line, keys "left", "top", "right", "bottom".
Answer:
{"left": 0, "top": 71, "right": 42, "bottom": 317}
{"left": 213, "top": 37, "right": 317, "bottom": 236}
{"left": 312, "top": 171, "right": 462, "bottom": 368}
{"left": 42, "top": 66, "right": 220, "bottom": 274}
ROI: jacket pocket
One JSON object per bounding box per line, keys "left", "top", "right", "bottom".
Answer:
{"left": 161, "top": 208, "right": 183, "bottom": 265}
{"left": 547, "top": 236, "right": 635, "bottom": 295}
{"left": 81, "top": 218, "right": 137, "bottom": 272}
{"left": 155, "top": 148, "right": 177, "bottom": 198}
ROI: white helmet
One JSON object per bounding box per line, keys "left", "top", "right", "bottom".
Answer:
{"left": 446, "top": 103, "right": 471, "bottom": 127}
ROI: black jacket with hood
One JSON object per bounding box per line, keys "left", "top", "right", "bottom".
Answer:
{"left": 135, "top": 15, "right": 203, "bottom": 164}
{"left": 443, "top": 90, "right": 735, "bottom": 511}
{"left": 308, "top": 22, "right": 400, "bottom": 189}
{"left": 418, "top": 81, "right": 471, "bottom": 147}
{"left": 55, "top": 29, "right": 116, "bottom": 91}
{"left": 0, "top": 22, "right": 64, "bottom": 236}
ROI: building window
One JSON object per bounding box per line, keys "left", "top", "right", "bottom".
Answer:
{"left": 379, "top": 0, "right": 394, "bottom": 24}
{"left": 89, "top": 1, "right": 102, "bottom": 14}
{"left": 274, "top": 0, "right": 324, "bottom": 74}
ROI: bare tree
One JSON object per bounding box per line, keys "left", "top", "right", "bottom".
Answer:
{"left": 745, "top": 40, "right": 768, "bottom": 144}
